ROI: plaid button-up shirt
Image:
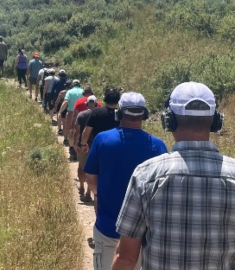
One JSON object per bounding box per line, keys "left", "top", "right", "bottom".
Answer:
{"left": 116, "top": 141, "right": 235, "bottom": 270}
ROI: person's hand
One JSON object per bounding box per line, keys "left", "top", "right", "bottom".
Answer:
{"left": 81, "top": 144, "right": 89, "bottom": 153}
{"left": 69, "top": 128, "right": 75, "bottom": 136}
{"left": 73, "top": 145, "right": 80, "bottom": 154}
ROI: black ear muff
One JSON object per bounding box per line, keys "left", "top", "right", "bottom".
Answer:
{"left": 161, "top": 96, "right": 178, "bottom": 132}
{"left": 210, "top": 110, "right": 224, "bottom": 132}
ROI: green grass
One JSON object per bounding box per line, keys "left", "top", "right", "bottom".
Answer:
{"left": 0, "top": 82, "right": 83, "bottom": 269}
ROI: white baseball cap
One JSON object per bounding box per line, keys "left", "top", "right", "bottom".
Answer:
{"left": 170, "top": 82, "right": 216, "bottom": 116}
{"left": 85, "top": 95, "right": 97, "bottom": 104}
{"left": 119, "top": 92, "right": 146, "bottom": 116}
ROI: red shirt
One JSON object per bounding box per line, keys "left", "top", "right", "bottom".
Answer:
{"left": 74, "top": 96, "right": 102, "bottom": 112}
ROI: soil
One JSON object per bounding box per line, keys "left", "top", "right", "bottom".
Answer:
{"left": 3, "top": 78, "right": 95, "bottom": 270}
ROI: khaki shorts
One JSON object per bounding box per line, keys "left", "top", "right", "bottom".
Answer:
{"left": 93, "top": 225, "right": 142, "bottom": 270}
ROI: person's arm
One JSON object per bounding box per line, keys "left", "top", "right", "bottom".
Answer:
{"left": 14, "top": 55, "right": 19, "bottom": 69}
{"left": 43, "top": 81, "right": 48, "bottom": 100}
{"left": 73, "top": 124, "right": 81, "bottom": 153}
{"left": 54, "top": 91, "right": 63, "bottom": 109}
{"left": 71, "top": 110, "right": 79, "bottom": 130}
{"left": 86, "top": 174, "right": 98, "bottom": 195}
{"left": 112, "top": 236, "right": 141, "bottom": 270}
{"left": 81, "top": 126, "right": 93, "bottom": 153}
{"left": 58, "top": 100, "right": 68, "bottom": 114}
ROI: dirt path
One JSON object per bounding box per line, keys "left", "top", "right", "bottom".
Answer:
{"left": 4, "top": 78, "right": 95, "bottom": 270}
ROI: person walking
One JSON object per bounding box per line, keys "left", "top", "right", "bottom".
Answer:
{"left": 84, "top": 91, "right": 168, "bottom": 270}
{"left": 112, "top": 82, "right": 228, "bottom": 270}
{"left": 14, "top": 48, "right": 28, "bottom": 88}
{"left": 51, "top": 69, "right": 68, "bottom": 131}
{"left": 38, "top": 61, "right": 51, "bottom": 100}
{"left": 0, "top": 36, "right": 8, "bottom": 77}
{"left": 81, "top": 87, "right": 121, "bottom": 153}
{"left": 73, "top": 95, "right": 99, "bottom": 202}
{"left": 54, "top": 80, "right": 72, "bottom": 135}
{"left": 28, "top": 52, "right": 43, "bottom": 100}
{"left": 58, "top": 79, "right": 83, "bottom": 151}
{"left": 42, "top": 68, "right": 58, "bottom": 120}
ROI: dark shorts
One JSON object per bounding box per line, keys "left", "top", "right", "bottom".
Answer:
{"left": 61, "top": 108, "right": 67, "bottom": 119}
{"left": 29, "top": 77, "right": 37, "bottom": 85}
{"left": 45, "top": 93, "right": 54, "bottom": 110}
{"left": 0, "top": 60, "right": 4, "bottom": 67}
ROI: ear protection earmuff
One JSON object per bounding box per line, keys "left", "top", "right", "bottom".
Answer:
{"left": 115, "top": 106, "right": 149, "bottom": 121}
{"left": 161, "top": 95, "right": 224, "bottom": 132}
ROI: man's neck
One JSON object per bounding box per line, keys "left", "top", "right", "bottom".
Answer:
{"left": 106, "top": 104, "right": 118, "bottom": 109}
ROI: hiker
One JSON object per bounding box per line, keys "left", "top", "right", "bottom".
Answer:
{"left": 54, "top": 80, "right": 72, "bottom": 135}
{"left": 73, "top": 95, "right": 99, "bottom": 202}
{"left": 51, "top": 69, "right": 68, "bottom": 132}
{"left": 28, "top": 52, "right": 43, "bottom": 101}
{"left": 14, "top": 48, "right": 28, "bottom": 88}
{"left": 81, "top": 87, "right": 121, "bottom": 153}
{"left": 112, "top": 82, "right": 228, "bottom": 270}
{"left": 71, "top": 86, "right": 102, "bottom": 132}
{"left": 0, "top": 36, "right": 8, "bottom": 77}
{"left": 38, "top": 61, "right": 51, "bottom": 100}
{"left": 58, "top": 79, "right": 83, "bottom": 154}
{"left": 42, "top": 68, "right": 58, "bottom": 120}
{"left": 83, "top": 91, "right": 168, "bottom": 270}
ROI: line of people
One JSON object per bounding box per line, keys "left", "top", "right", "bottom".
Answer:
{"left": 11, "top": 49, "right": 235, "bottom": 270}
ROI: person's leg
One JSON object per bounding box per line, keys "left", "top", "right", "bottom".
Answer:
{"left": 64, "top": 111, "right": 73, "bottom": 141}
{"left": 48, "top": 93, "right": 54, "bottom": 120}
{"left": 40, "top": 85, "right": 43, "bottom": 100}
{"left": 22, "top": 69, "right": 27, "bottom": 87}
{"left": 17, "top": 68, "right": 21, "bottom": 86}
{"left": 29, "top": 77, "right": 33, "bottom": 97}
{"left": 35, "top": 80, "right": 39, "bottom": 100}
{"left": 0, "top": 60, "right": 4, "bottom": 76}
{"left": 93, "top": 226, "right": 118, "bottom": 270}
{"left": 78, "top": 151, "right": 91, "bottom": 199}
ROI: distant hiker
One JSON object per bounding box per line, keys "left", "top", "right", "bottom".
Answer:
{"left": 51, "top": 69, "right": 68, "bottom": 132}
{"left": 54, "top": 80, "right": 72, "bottom": 135}
{"left": 14, "top": 48, "right": 28, "bottom": 88}
{"left": 83, "top": 92, "right": 168, "bottom": 270}
{"left": 58, "top": 79, "right": 83, "bottom": 151}
{"left": 28, "top": 52, "right": 43, "bottom": 101}
{"left": 0, "top": 36, "right": 8, "bottom": 77}
{"left": 73, "top": 95, "right": 99, "bottom": 202}
{"left": 42, "top": 68, "right": 58, "bottom": 120}
{"left": 38, "top": 61, "right": 51, "bottom": 100}
{"left": 81, "top": 87, "right": 121, "bottom": 153}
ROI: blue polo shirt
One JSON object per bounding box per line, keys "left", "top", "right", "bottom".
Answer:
{"left": 83, "top": 127, "right": 168, "bottom": 238}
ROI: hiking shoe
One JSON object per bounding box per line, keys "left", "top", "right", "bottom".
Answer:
{"left": 57, "top": 129, "right": 63, "bottom": 135}
{"left": 35, "top": 97, "right": 38, "bottom": 102}
{"left": 29, "top": 95, "right": 32, "bottom": 99}
{"left": 63, "top": 139, "right": 69, "bottom": 146}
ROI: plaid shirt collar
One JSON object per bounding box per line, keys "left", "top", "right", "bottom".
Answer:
{"left": 171, "top": 140, "right": 219, "bottom": 152}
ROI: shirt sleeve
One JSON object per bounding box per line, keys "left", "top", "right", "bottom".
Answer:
{"left": 116, "top": 166, "right": 147, "bottom": 239}
{"left": 86, "top": 110, "right": 96, "bottom": 128}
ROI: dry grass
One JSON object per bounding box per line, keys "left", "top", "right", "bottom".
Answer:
{"left": 0, "top": 82, "right": 84, "bottom": 269}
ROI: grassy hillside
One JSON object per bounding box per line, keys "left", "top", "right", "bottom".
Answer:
{"left": 2, "top": 0, "right": 235, "bottom": 110}
{"left": 0, "top": 82, "right": 83, "bottom": 269}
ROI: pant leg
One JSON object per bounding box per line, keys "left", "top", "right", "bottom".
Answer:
{"left": 17, "top": 68, "right": 21, "bottom": 85}
{"left": 93, "top": 225, "right": 118, "bottom": 270}
{"left": 21, "top": 69, "right": 27, "bottom": 84}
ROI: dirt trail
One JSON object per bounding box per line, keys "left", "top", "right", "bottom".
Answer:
{"left": 4, "top": 78, "right": 95, "bottom": 270}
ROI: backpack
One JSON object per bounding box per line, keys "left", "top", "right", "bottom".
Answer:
{"left": 42, "top": 68, "right": 49, "bottom": 86}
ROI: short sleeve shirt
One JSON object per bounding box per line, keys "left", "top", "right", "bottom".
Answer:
{"left": 86, "top": 106, "right": 119, "bottom": 138}
{"left": 116, "top": 141, "right": 235, "bottom": 270}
